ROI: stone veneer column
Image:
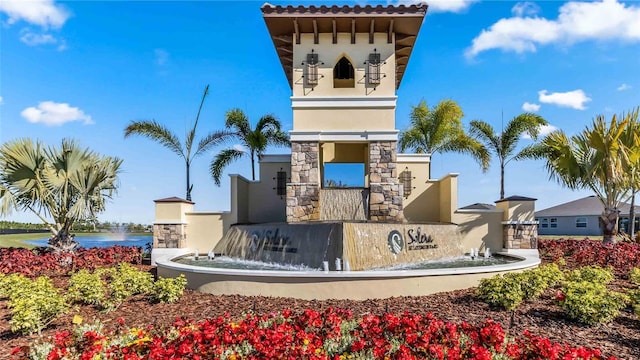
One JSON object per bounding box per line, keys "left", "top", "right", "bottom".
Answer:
{"left": 368, "top": 141, "right": 404, "bottom": 222}
{"left": 287, "top": 142, "right": 320, "bottom": 222}
{"left": 153, "top": 224, "right": 187, "bottom": 248}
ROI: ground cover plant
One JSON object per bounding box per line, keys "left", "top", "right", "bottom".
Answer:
{"left": 1, "top": 240, "right": 639, "bottom": 359}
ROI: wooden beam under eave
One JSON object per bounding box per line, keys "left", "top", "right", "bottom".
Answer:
{"left": 369, "top": 19, "right": 375, "bottom": 44}
{"left": 351, "top": 19, "right": 356, "bottom": 44}
{"left": 293, "top": 18, "right": 300, "bottom": 44}
{"left": 388, "top": 19, "right": 394, "bottom": 44}
{"left": 313, "top": 19, "right": 319, "bottom": 44}
{"left": 332, "top": 19, "right": 337, "bottom": 44}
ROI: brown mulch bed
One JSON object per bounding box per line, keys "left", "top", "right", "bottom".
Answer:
{"left": 1, "top": 265, "right": 639, "bottom": 359}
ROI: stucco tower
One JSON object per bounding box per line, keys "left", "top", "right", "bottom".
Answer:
{"left": 262, "top": 3, "right": 427, "bottom": 223}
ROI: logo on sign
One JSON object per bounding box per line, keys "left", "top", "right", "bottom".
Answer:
{"left": 387, "top": 230, "right": 404, "bottom": 254}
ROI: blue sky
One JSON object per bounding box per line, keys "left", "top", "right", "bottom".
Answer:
{"left": 0, "top": 0, "right": 639, "bottom": 225}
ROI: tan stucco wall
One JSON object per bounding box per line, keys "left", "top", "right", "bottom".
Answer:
{"left": 497, "top": 200, "right": 536, "bottom": 222}
{"left": 155, "top": 202, "right": 193, "bottom": 224}
{"left": 157, "top": 267, "right": 535, "bottom": 300}
{"left": 248, "top": 161, "right": 289, "bottom": 223}
{"left": 397, "top": 160, "right": 436, "bottom": 222}
{"left": 230, "top": 175, "right": 250, "bottom": 224}
{"left": 184, "top": 212, "right": 227, "bottom": 252}
{"left": 293, "top": 108, "right": 396, "bottom": 131}
{"left": 293, "top": 33, "right": 395, "bottom": 97}
{"left": 322, "top": 142, "right": 368, "bottom": 163}
{"left": 453, "top": 211, "right": 505, "bottom": 253}
{"left": 439, "top": 175, "right": 458, "bottom": 223}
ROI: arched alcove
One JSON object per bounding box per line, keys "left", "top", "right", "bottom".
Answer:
{"left": 333, "top": 56, "right": 355, "bottom": 88}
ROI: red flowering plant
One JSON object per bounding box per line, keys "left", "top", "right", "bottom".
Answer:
{"left": 15, "top": 310, "right": 616, "bottom": 360}
{"left": 539, "top": 239, "right": 640, "bottom": 276}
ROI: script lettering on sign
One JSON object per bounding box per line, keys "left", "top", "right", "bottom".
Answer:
{"left": 249, "top": 229, "right": 297, "bottom": 253}
{"left": 407, "top": 227, "right": 438, "bottom": 250}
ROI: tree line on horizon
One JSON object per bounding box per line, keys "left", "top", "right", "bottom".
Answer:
{"left": 0, "top": 84, "right": 638, "bottom": 249}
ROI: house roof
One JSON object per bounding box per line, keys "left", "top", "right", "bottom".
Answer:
{"left": 154, "top": 197, "right": 195, "bottom": 204}
{"left": 535, "top": 195, "right": 640, "bottom": 217}
{"left": 495, "top": 195, "right": 537, "bottom": 203}
{"left": 261, "top": 2, "right": 428, "bottom": 89}
{"left": 459, "top": 203, "right": 497, "bottom": 211}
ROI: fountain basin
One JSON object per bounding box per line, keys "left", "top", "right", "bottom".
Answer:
{"left": 156, "top": 250, "right": 539, "bottom": 300}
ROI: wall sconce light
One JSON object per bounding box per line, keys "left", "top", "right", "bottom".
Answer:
{"left": 301, "top": 49, "right": 324, "bottom": 89}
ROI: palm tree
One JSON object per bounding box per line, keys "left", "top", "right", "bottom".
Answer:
{"left": 210, "top": 109, "right": 289, "bottom": 185}
{"left": 0, "top": 138, "right": 122, "bottom": 252}
{"left": 124, "top": 85, "right": 222, "bottom": 201}
{"left": 399, "top": 100, "right": 489, "bottom": 179}
{"left": 619, "top": 108, "right": 640, "bottom": 239}
{"left": 533, "top": 113, "right": 632, "bottom": 243}
{"left": 469, "top": 113, "right": 547, "bottom": 199}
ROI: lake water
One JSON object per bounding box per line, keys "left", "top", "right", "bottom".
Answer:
{"left": 27, "top": 234, "right": 153, "bottom": 249}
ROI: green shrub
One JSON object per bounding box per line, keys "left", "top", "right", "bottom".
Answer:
{"left": 520, "top": 264, "right": 564, "bottom": 299}
{"left": 565, "top": 265, "right": 614, "bottom": 284}
{"left": 8, "top": 277, "right": 68, "bottom": 334}
{"left": 0, "top": 273, "right": 31, "bottom": 300}
{"left": 630, "top": 268, "right": 640, "bottom": 285}
{"left": 476, "top": 272, "right": 524, "bottom": 310}
{"left": 103, "top": 263, "right": 153, "bottom": 310}
{"left": 67, "top": 270, "right": 106, "bottom": 306}
{"left": 559, "top": 281, "right": 628, "bottom": 325}
{"left": 153, "top": 275, "right": 187, "bottom": 303}
{"left": 628, "top": 288, "right": 640, "bottom": 316}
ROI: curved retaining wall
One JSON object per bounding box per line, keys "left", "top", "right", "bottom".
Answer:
{"left": 156, "top": 250, "right": 540, "bottom": 300}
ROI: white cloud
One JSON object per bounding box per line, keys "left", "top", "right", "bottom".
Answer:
{"left": 466, "top": 0, "right": 640, "bottom": 58}
{"left": 154, "top": 48, "right": 169, "bottom": 66}
{"left": 20, "top": 29, "right": 57, "bottom": 46}
{"left": 0, "top": 0, "right": 70, "bottom": 29}
{"left": 21, "top": 101, "right": 93, "bottom": 126}
{"left": 0, "top": 96, "right": 3, "bottom": 105}
{"left": 392, "top": 0, "right": 477, "bottom": 13}
{"left": 522, "top": 102, "right": 541, "bottom": 112}
{"left": 617, "top": 83, "right": 631, "bottom": 91}
{"left": 538, "top": 89, "right": 591, "bottom": 110}
{"left": 522, "top": 124, "right": 559, "bottom": 139}
{"left": 511, "top": 2, "right": 540, "bottom": 17}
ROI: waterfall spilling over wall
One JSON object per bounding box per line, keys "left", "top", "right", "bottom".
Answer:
{"left": 320, "top": 189, "right": 368, "bottom": 221}
{"left": 213, "top": 222, "right": 465, "bottom": 271}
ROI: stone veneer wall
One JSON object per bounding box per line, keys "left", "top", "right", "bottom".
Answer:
{"left": 503, "top": 222, "right": 538, "bottom": 249}
{"left": 153, "top": 224, "right": 187, "bottom": 248}
{"left": 368, "top": 141, "right": 404, "bottom": 222}
{"left": 287, "top": 142, "right": 320, "bottom": 222}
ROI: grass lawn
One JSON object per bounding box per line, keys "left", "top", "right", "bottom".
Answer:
{"left": 0, "top": 231, "right": 151, "bottom": 249}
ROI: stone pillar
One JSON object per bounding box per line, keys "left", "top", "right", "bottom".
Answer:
{"left": 368, "top": 141, "right": 404, "bottom": 222}
{"left": 287, "top": 141, "right": 320, "bottom": 222}
{"left": 495, "top": 196, "right": 538, "bottom": 249}
{"left": 153, "top": 197, "right": 193, "bottom": 248}
{"left": 153, "top": 224, "right": 187, "bottom": 248}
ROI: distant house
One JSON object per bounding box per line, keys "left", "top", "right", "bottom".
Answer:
{"left": 535, "top": 196, "right": 640, "bottom": 236}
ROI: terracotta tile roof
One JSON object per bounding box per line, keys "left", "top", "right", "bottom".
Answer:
{"left": 261, "top": 3, "right": 427, "bottom": 89}
{"left": 154, "top": 196, "right": 194, "bottom": 204}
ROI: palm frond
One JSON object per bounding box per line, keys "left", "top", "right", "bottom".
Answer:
{"left": 124, "top": 120, "right": 185, "bottom": 159}
{"left": 210, "top": 148, "right": 245, "bottom": 186}
{"left": 225, "top": 109, "right": 250, "bottom": 136}
{"left": 193, "top": 130, "right": 233, "bottom": 159}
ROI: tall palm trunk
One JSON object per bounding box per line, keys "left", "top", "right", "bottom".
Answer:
{"left": 186, "top": 161, "right": 191, "bottom": 201}
{"left": 630, "top": 187, "right": 636, "bottom": 241}
{"left": 500, "top": 160, "right": 505, "bottom": 199}
{"left": 250, "top": 151, "right": 256, "bottom": 181}
{"left": 600, "top": 208, "right": 619, "bottom": 244}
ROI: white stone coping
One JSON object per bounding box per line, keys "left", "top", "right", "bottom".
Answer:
{"left": 260, "top": 154, "right": 291, "bottom": 163}
{"left": 291, "top": 96, "right": 397, "bottom": 109}
{"left": 397, "top": 153, "right": 431, "bottom": 163}
{"left": 501, "top": 220, "right": 539, "bottom": 225}
{"left": 153, "top": 221, "right": 188, "bottom": 225}
{"left": 156, "top": 250, "right": 540, "bottom": 279}
{"left": 290, "top": 130, "right": 399, "bottom": 142}
{"left": 426, "top": 173, "right": 460, "bottom": 182}
{"left": 151, "top": 248, "right": 192, "bottom": 266}
{"left": 229, "top": 173, "right": 253, "bottom": 183}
